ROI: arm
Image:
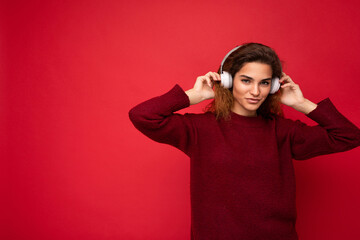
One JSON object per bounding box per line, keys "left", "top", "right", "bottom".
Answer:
{"left": 128, "top": 84, "right": 195, "bottom": 156}
{"left": 278, "top": 72, "right": 360, "bottom": 160}
{"left": 128, "top": 71, "right": 221, "bottom": 155}
{"left": 289, "top": 98, "right": 360, "bottom": 160}
{"left": 185, "top": 71, "right": 221, "bottom": 105}
{"left": 278, "top": 72, "right": 318, "bottom": 114}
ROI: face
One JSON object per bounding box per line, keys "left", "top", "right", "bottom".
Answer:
{"left": 231, "top": 62, "right": 272, "bottom": 117}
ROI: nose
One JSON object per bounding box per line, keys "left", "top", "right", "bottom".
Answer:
{"left": 250, "top": 84, "right": 260, "bottom": 96}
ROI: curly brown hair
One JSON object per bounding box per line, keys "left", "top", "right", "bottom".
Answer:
{"left": 205, "top": 42, "right": 284, "bottom": 120}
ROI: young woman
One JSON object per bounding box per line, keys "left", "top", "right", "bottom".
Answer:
{"left": 128, "top": 43, "right": 360, "bottom": 240}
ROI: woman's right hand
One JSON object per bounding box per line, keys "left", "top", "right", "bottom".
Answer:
{"left": 185, "top": 71, "right": 221, "bottom": 105}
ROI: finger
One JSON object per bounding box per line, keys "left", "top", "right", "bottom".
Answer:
{"left": 205, "top": 71, "right": 215, "bottom": 77}
{"left": 281, "top": 83, "right": 292, "bottom": 88}
{"left": 205, "top": 72, "right": 214, "bottom": 79}
{"left": 206, "top": 72, "right": 220, "bottom": 81}
{"left": 282, "top": 83, "right": 299, "bottom": 90}
{"left": 214, "top": 72, "right": 221, "bottom": 80}
{"left": 211, "top": 72, "right": 221, "bottom": 81}
{"left": 203, "top": 76, "right": 212, "bottom": 88}
{"left": 280, "top": 72, "right": 289, "bottom": 80}
{"left": 216, "top": 72, "right": 221, "bottom": 80}
{"left": 280, "top": 74, "right": 286, "bottom": 82}
{"left": 209, "top": 72, "right": 219, "bottom": 81}
{"left": 285, "top": 77, "right": 295, "bottom": 84}
{"left": 280, "top": 75, "right": 294, "bottom": 84}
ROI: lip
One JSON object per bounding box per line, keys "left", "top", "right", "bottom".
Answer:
{"left": 246, "top": 98, "right": 261, "bottom": 104}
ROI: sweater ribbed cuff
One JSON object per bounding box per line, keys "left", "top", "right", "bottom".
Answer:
{"left": 306, "top": 97, "right": 352, "bottom": 127}
{"left": 162, "top": 84, "right": 190, "bottom": 113}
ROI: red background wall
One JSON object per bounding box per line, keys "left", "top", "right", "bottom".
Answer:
{"left": 2, "top": 0, "right": 360, "bottom": 239}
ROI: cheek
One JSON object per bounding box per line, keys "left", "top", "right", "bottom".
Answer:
{"left": 232, "top": 87, "right": 243, "bottom": 100}
{"left": 233, "top": 84, "right": 247, "bottom": 95}
{"left": 262, "top": 87, "right": 271, "bottom": 96}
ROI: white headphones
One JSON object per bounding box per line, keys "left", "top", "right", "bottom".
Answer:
{"left": 220, "top": 45, "right": 281, "bottom": 94}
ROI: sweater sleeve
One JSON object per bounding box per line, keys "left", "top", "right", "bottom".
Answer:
{"left": 289, "top": 98, "right": 360, "bottom": 160}
{"left": 128, "top": 84, "right": 196, "bottom": 156}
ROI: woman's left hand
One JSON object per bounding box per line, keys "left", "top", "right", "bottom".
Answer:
{"left": 279, "top": 72, "right": 306, "bottom": 107}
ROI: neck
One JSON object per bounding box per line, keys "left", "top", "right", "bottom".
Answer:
{"left": 231, "top": 105, "right": 257, "bottom": 117}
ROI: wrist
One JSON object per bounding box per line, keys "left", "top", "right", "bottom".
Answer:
{"left": 185, "top": 88, "right": 205, "bottom": 105}
{"left": 292, "top": 99, "right": 318, "bottom": 114}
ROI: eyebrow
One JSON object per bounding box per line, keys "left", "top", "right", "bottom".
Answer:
{"left": 240, "top": 75, "right": 272, "bottom": 81}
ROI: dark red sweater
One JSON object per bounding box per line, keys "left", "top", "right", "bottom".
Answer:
{"left": 128, "top": 84, "right": 360, "bottom": 240}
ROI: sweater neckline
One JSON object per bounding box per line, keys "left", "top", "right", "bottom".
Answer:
{"left": 229, "top": 111, "right": 266, "bottom": 127}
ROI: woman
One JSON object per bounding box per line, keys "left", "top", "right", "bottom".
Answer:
{"left": 128, "top": 43, "right": 360, "bottom": 240}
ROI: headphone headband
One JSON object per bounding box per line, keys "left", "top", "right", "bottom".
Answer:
{"left": 220, "top": 45, "right": 242, "bottom": 74}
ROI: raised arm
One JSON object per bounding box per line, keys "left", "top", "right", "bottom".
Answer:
{"left": 278, "top": 72, "right": 318, "bottom": 114}
{"left": 185, "top": 71, "right": 221, "bottom": 105}
{"left": 128, "top": 71, "right": 221, "bottom": 156}
{"left": 287, "top": 98, "right": 360, "bottom": 160}
{"left": 128, "top": 84, "right": 194, "bottom": 156}
{"left": 278, "top": 72, "right": 360, "bottom": 160}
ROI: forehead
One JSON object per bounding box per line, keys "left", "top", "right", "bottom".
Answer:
{"left": 236, "top": 62, "right": 272, "bottom": 77}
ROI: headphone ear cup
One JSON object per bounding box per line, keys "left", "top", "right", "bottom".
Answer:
{"left": 221, "top": 71, "right": 233, "bottom": 89}
{"left": 270, "top": 77, "right": 280, "bottom": 94}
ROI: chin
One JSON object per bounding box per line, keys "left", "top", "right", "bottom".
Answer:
{"left": 244, "top": 103, "right": 261, "bottom": 111}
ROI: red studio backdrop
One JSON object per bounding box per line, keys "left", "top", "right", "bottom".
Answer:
{"left": 2, "top": 0, "right": 360, "bottom": 239}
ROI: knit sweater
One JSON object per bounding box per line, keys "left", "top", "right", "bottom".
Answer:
{"left": 128, "top": 84, "right": 360, "bottom": 240}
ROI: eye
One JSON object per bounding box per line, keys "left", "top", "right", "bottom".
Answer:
{"left": 241, "top": 79, "right": 250, "bottom": 83}
{"left": 261, "top": 81, "right": 270, "bottom": 85}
